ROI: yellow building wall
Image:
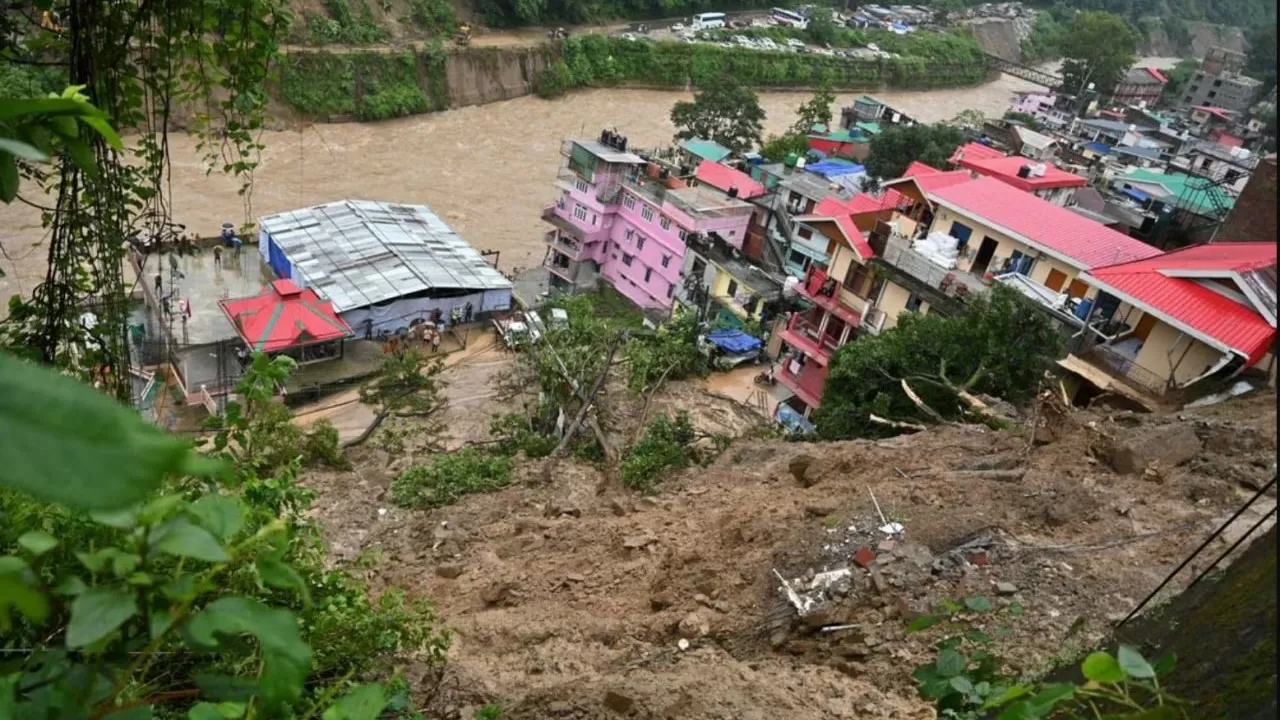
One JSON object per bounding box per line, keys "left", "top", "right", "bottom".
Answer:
{"left": 710, "top": 266, "right": 764, "bottom": 320}
{"left": 932, "top": 207, "right": 1084, "bottom": 291}
{"left": 1133, "top": 320, "right": 1228, "bottom": 387}
{"left": 826, "top": 244, "right": 872, "bottom": 315}
{"left": 876, "top": 279, "right": 931, "bottom": 330}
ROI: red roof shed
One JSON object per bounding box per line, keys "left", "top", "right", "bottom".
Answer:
{"left": 219, "top": 279, "right": 354, "bottom": 353}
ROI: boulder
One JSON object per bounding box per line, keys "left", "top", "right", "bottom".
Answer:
{"left": 1107, "top": 424, "right": 1202, "bottom": 475}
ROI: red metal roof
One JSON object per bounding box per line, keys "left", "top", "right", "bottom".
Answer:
{"left": 955, "top": 155, "right": 1088, "bottom": 191}
{"left": 1143, "top": 67, "right": 1168, "bottom": 84}
{"left": 694, "top": 160, "right": 766, "bottom": 199}
{"left": 1213, "top": 132, "right": 1244, "bottom": 148}
{"left": 949, "top": 142, "right": 1005, "bottom": 164}
{"left": 1085, "top": 243, "right": 1277, "bottom": 362}
{"left": 219, "top": 279, "right": 354, "bottom": 353}
{"left": 1192, "top": 105, "right": 1235, "bottom": 121}
{"left": 807, "top": 196, "right": 877, "bottom": 260}
{"left": 928, "top": 177, "right": 1162, "bottom": 270}
{"left": 904, "top": 160, "right": 941, "bottom": 176}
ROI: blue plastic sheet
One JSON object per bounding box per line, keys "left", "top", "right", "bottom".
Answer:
{"left": 705, "top": 329, "right": 763, "bottom": 354}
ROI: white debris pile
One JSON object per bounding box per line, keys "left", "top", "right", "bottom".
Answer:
{"left": 911, "top": 231, "right": 961, "bottom": 269}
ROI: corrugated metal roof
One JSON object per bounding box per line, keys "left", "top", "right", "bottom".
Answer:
{"left": 260, "top": 200, "right": 512, "bottom": 313}
{"left": 694, "top": 160, "right": 766, "bottom": 199}
{"left": 1086, "top": 244, "right": 1276, "bottom": 361}
{"left": 679, "top": 138, "right": 733, "bottom": 163}
{"left": 956, "top": 155, "right": 1088, "bottom": 191}
{"left": 928, "top": 177, "right": 1161, "bottom": 270}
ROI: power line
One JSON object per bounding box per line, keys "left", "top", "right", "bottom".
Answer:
{"left": 1117, "top": 475, "right": 1276, "bottom": 628}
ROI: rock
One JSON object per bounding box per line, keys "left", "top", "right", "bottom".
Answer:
{"left": 623, "top": 535, "right": 656, "bottom": 550}
{"left": 545, "top": 498, "right": 582, "bottom": 518}
{"left": 711, "top": 600, "right": 731, "bottom": 613}
{"left": 603, "top": 691, "right": 635, "bottom": 714}
{"left": 676, "top": 612, "right": 709, "bottom": 639}
{"left": 968, "top": 551, "right": 989, "bottom": 567}
{"left": 995, "top": 581, "right": 1018, "bottom": 595}
{"left": 805, "top": 501, "right": 838, "bottom": 518}
{"left": 481, "top": 582, "right": 516, "bottom": 606}
{"left": 435, "top": 563, "right": 464, "bottom": 579}
{"left": 1107, "top": 424, "right": 1202, "bottom": 475}
{"left": 789, "top": 454, "right": 817, "bottom": 487}
{"left": 514, "top": 517, "right": 551, "bottom": 535}
{"left": 609, "top": 499, "right": 631, "bottom": 516}
{"left": 649, "top": 593, "right": 674, "bottom": 612}
{"left": 546, "top": 701, "right": 575, "bottom": 716}
{"left": 869, "top": 570, "right": 888, "bottom": 594}
{"left": 1044, "top": 504, "right": 1071, "bottom": 528}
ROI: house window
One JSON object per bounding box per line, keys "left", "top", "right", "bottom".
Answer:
{"left": 788, "top": 249, "right": 811, "bottom": 271}
{"left": 641, "top": 205, "right": 655, "bottom": 222}
{"left": 798, "top": 226, "right": 813, "bottom": 240}
{"left": 574, "top": 204, "right": 588, "bottom": 221}
{"left": 624, "top": 194, "right": 636, "bottom": 211}
{"left": 844, "top": 263, "right": 870, "bottom": 297}
{"left": 949, "top": 221, "right": 973, "bottom": 245}
{"left": 678, "top": 229, "right": 689, "bottom": 242}
{"left": 905, "top": 293, "right": 924, "bottom": 312}
{"left": 660, "top": 216, "right": 671, "bottom": 230}
{"left": 661, "top": 254, "right": 671, "bottom": 268}
{"left": 1208, "top": 90, "right": 1217, "bottom": 99}
{"left": 726, "top": 279, "right": 739, "bottom": 298}
{"left": 691, "top": 257, "right": 707, "bottom": 279}
{"left": 575, "top": 178, "right": 589, "bottom": 193}
{"left": 622, "top": 254, "right": 634, "bottom": 266}
{"left": 645, "top": 268, "right": 653, "bottom": 283}
{"left": 637, "top": 237, "right": 646, "bottom": 251}
{"left": 667, "top": 283, "right": 675, "bottom": 299}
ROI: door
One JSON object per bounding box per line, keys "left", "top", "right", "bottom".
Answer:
{"left": 1134, "top": 313, "right": 1158, "bottom": 341}
{"left": 970, "top": 237, "right": 998, "bottom": 276}
{"left": 949, "top": 221, "right": 973, "bottom": 246}
{"left": 1044, "top": 268, "right": 1069, "bottom": 292}
{"left": 1067, "top": 278, "right": 1089, "bottom": 299}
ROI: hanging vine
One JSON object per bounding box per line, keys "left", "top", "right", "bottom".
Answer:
{"left": 1, "top": 0, "right": 289, "bottom": 399}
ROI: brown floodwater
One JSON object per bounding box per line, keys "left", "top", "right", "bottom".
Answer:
{"left": 0, "top": 58, "right": 1180, "bottom": 301}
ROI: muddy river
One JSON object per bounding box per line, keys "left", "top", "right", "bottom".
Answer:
{"left": 0, "top": 58, "right": 1181, "bottom": 299}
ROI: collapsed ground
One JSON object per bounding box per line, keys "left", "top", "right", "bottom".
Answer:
{"left": 299, "top": 346, "right": 1277, "bottom": 719}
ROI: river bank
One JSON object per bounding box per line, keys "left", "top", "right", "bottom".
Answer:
{"left": 0, "top": 58, "right": 1179, "bottom": 303}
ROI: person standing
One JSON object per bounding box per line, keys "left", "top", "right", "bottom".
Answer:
{"left": 464, "top": 301, "right": 474, "bottom": 323}
{"left": 431, "top": 328, "right": 441, "bottom": 353}
{"left": 213, "top": 245, "right": 222, "bottom": 270}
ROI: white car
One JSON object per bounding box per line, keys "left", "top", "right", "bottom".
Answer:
{"left": 671, "top": 22, "right": 686, "bottom": 31}
{"left": 786, "top": 38, "right": 805, "bottom": 48}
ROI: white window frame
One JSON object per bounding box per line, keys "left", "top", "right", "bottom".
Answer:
{"left": 641, "top": 205, "right": 654, "bottom": 222}
{"left": 575, "top": 178, "right": 589, "bottom": 194}
{"left": 573, "top": 204, "right": 588, "bottom": 221}
{"left": 660, "top": 215, "right": 671, "bottom": 230}
{"left": 624, "top": 194, "right": 636, "bottom": 211}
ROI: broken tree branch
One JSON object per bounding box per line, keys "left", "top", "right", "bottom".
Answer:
{"left": 634, "top": 359, "right": 679, "bottom": 443}
{"left": 551, "top": 333, "right": 625, "bottom": 458}
{"left": 868, "top": 414, "right": 928, "bottom": 431}
{"left": 900, "top": 379, "right": 946, "bottom": 423}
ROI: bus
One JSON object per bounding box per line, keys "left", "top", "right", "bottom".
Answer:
{"left": 770, "top": 7, "right": 807, "bottom": 28}
{"left": 692, "top": 12, "right": 726, "bottom": 29}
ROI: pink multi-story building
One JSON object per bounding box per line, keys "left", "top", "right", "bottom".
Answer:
{"left": 541, "top": 134, "right": 755, "bottom": 310}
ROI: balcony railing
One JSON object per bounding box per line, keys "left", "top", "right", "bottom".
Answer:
{"left": 1083, "top": 344, "right": 1171, "bottom": 395}
{"left": 543, "top": 230, "right": 582, "bottom": 258}
{"left": 777, "top": 357, "right": 828, "bottom": 408}
{"left": 541, "top": 203, "right": 610, "bottom": 243}
{"left": 880, "top": 235, "right": 988, "bottom": 298}
{"left": 786, "top": 313, "right": 844, "bottom": 357}
{"left": 796, "top": 266, "right": 864, "bottom": 326}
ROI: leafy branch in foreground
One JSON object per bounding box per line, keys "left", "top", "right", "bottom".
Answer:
{"left": 906, "top": 595, "right": 1185, "bottom": 719}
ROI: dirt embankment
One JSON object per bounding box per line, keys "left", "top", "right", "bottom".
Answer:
{"left": 300, "top": 370, "right": 1277, "bottom": 719}
{"left": 966, "top": 17, "right": 1035, "bottom": 63}
{"left": 1140, "top": 21, "right": 1248, "bottom": 58}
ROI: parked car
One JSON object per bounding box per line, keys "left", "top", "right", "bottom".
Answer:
{"left": 785, "top": 38, "right": 806, "bottom": 48}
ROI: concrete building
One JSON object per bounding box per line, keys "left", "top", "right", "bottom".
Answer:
{"left": 1219, "top": 154, "right": 1278, "bottom": 243}
{"left": 541, "top": 134, "right": 754, "bottom": 311}
{"left": 1112, "top": 67, "right": 1168, "bottom": 107}
{"left": 950, "top": 142, "right": 1087, "bottom": 206}
{"left": 1180, "top": 70, "right": 1263, "bottom": 115}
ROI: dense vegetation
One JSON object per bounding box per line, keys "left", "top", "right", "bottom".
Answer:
{"left": 280, "top": 48, "right": 449, "bottom": 119}
{"left": 1033, "top": 0, "right": 1275, "bottom": 35}
{"left": 864, "top": 123, "right": 966, "bottom": 179}
{"left": 812, "top": 284, "right": 1062, "bottom": 440}
{"left": 532, "top": 35, "right": 992, "bottom": 99}
{"left": 704, "top": 25, "right": 989, "bottom": 65}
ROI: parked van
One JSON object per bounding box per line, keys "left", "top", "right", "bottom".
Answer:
{"left": 769, "top": 7, "right": 807, "bottom": 28}
{"left": 692, "top": 12, "right": 726, "bottom": 29}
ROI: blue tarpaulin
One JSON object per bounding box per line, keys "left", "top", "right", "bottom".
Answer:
{"left": 1122, "top": 187, "right": 1151, "bottom": 202}
{"left": 1084, "top": 141, "right": 1113, "bottom": 155}
{"left": 806, "top": 161, "right": 866, "bottom": 178}
{"left": 705, "top": 329, "right": 762, "bottom": 354}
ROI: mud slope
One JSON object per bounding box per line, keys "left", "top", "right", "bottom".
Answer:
{"left": 308, "top": 390, "right": 1275, "bottom": 718}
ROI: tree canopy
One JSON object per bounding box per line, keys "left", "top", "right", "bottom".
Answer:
{"left": 864, "top": 123, "right": 965, "bottom": 180}
{"left": 792, "top": 83, "right": 836, "bottom": 135}
{"left": 1056, "top": 11, "right": 1139, "bottom": 96}
{"left": 1245, "top": 24, "right": 1277, "bottom": 96}
{"left": 812, "top": 284, "right": 1063, "bottom": 440}
{"left": 670, "top": 78, "right": 766, "bottom": 155}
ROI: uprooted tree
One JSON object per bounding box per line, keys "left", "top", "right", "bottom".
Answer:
{"left": 353, "top": 348, "right": 449, "bottom": 451}
{"left": 813, "top": 284, "right": 1063, "bottom": 440}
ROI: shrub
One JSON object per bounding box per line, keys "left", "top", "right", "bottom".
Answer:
{"left": 490, "top": 412, "right": 558, "bottom": 458}
{"left": 620, "top": 411, "right": 697, "bottom": 492}
{"left": 357, "top": 83, "right": 431, "bottom": 120}
{"left": 391, "top": 448, "right": 515, "bottom": 508}
{"left": 534, "top": 60, "right": 574, "bottom": 98}
{"left": 408, "top": 0, "right": 456, "bottom": 33}
{"left": 303, "top": 418, "right": 351, "bottom": 469}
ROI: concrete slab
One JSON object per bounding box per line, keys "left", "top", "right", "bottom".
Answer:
{"left": 139, "top": 247, "right": 271, "bottom": 346}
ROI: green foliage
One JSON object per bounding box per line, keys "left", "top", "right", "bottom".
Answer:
{"left": 623, "top": 312, "right": 709, "bottom": 393}
{"left": 1020, "top": 11, "right": 1063, "bottom": 64}
{"left": 407, "top": 0, "right": 458, "bottom": 33}
{"left": 0, "top": 349, "right": 448, "bottom": 717}
{"left": 1245, "top": 24, "right": 1277, "bottom": 95}
{"left": 1159, "top": 58, "right": 1200, "bottom": 106}
{"left": 805, "top": 8, "right": 839, "bottom": 46}
{"left": 864, "top": 122, "right": 965, "bottom": 179}
{"left": 489, "top": 412, "right": 559, "bottom": 458}
{"left": 706, "top": 25, "right": 988, "bottom": 65}
{"left": 0, "top": 88, "right": 125, "bottom": 204}
{"left": 671, "top": 76, "right": 766, "bottom": 154}
{"left": 1003, "top": 110, "right": 1040, "bottom": 130}
{"left": 813, "top": 284, "right": 1062, "bottom": 440}
{"left": 619, "top": 411, "right": 697, "bottom": 492}
{"left": 308, "top": 0, "right": 390, "bottom": 45}
{"left": 303, "top": 419, "right": 352, "bottom": 470}
{"left": 281, "top": 50, "right": 448, "bottom": 119}
{"left": 793, "top": 83, "right": 836, "bottom": 135}
{"left": 0, "top": 64, "right": 65, "bottom": 100}
{"left": 1056, "top": 11, "right": 1139, "bottom": 96}
{"left": 761, "top": 132, "right": 810, "bottom": 162}
{"left": 907, "top": 597, "right": 1184, "bottom": 719}
{"left": 391, "top": 449, "right": 514, "bottom": 509}
{"left": 534, "top": 60, "right": 576, "bottom": 98}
